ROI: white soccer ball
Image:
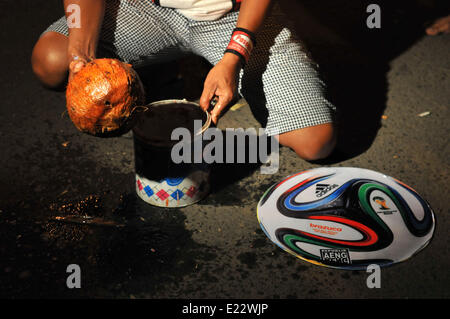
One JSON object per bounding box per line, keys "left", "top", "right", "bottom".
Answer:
{"left": 257, "top": 167, "right": 435, "bottom": 269}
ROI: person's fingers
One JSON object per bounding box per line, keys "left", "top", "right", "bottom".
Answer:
{"left": 211, "top": 106, "right": 220, "bottom": 124}
{"left": 426, "top": 25, "right": 437, "bottom": 35}
{"left": 211, "top": 91, "right": 233, "bottom": 124}
{"left": 69, "top": 60, "right": 86, "bottom": 73}
{"left": 68, "top": 59, "right": 87, "bottom": 82}
{"left": 68, "top": 60, "right": 85, "bottom": 83}
{"left": 199, "top": 83, "right": 216, "bottom": 111}
{"left": 426, "top": 17, "right": 450, "bottom": 35}
{"left": 427, "top": 24, "right": 449, "bottom": 35}
{"left": 438, "top": 21, "right": 450, "bottom": 34}
{"left": 426, "top": 23, "right": 442, "bottom": 35}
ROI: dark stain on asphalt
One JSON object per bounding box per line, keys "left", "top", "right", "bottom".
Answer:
{"left": 0, "top": 140, "right": 216, "bottom": 298}
{"left": 1, "top": 191, "right": 220, "bottom": 298}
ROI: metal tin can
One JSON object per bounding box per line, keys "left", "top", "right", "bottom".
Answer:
{"left": 133, "top": 99, "right": 211, "bottom": 207}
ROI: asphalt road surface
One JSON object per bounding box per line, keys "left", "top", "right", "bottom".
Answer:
{"left": 0, "top": 0, "right": 449, "bottom": 298}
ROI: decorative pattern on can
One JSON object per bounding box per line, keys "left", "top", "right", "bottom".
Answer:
{"left": 136, "top": 169, "right": 210, "bottom": 208}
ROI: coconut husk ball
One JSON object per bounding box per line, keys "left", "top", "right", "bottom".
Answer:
{"left": 66, "top": 58, "right": 146, "bottom": 137}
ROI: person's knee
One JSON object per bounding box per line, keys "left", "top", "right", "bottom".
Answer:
{"left": 297, "top": 136, "right": 336, "bottom": 161}
{"left": 278, "top": 123, "right": 336, "bottom": 161}
{"left": 31, "top": 32, "right": 69, "bottom": 89}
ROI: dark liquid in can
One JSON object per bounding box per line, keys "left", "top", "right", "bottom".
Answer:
{"left": 133, "top": 102, "right": 209, "bottom": 181}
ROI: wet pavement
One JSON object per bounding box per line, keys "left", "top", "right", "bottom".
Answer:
{"left": 0, "top": 0, "right": 449, "bottom": 298}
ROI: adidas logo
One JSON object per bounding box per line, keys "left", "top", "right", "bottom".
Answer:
{"left": 315, "top": 183, "right": 338, "bottom": 197}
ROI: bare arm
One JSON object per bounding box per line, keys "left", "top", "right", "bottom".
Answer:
{"left": 64, "top": 0, "right": 105, "bottom": 77}
{"left": 235, "top": 0, "right": 272, "bottom": 32}
{"left": 200, "top": 0, "right": 273, "bottom": 123}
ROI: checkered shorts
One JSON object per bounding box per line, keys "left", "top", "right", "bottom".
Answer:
{"left": 43, "top": 0, "right": 335, "bottom": 136}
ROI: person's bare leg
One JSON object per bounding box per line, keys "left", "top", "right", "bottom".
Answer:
{"left": 276, "top": 123, "right": 336, "bottom": 161}
{"left": 426, "top": 15, "right": 450, "bottom": 35}
{"left": 31, "top": 31, "right": 70, "bottom": 89}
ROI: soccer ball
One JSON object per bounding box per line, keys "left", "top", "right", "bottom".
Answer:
{"left": 257, "top": 167, "right": 435, "bottom": 270}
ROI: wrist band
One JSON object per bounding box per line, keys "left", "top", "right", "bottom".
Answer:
{"left": 225, "top": 28, "right": 256, "bottom": 66}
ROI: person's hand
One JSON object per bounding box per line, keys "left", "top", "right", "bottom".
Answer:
{"left": 199, "top": 53, "right": 242, "bottom": 124}
{"left": 68, "top": 51, "right": 94, "bottom": 82}
{"left": 426, "top": 15, "right": 450, "bottom": 35}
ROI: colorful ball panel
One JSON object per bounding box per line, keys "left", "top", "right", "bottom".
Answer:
{"left": 257, "top": 167, "right": 435, "bottom": 270}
